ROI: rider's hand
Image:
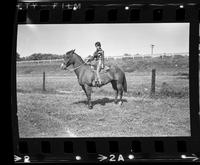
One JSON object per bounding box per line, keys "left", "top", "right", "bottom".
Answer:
{"left": 85, "top": 59, "right": 89, "bottom": 64}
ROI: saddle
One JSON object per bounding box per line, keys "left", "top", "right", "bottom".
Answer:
{"left": 85, "top": 58, "right": 110, "bottom": 72}
{"left": 90, "top": 65, "right": 110, "bottom": 87}
{"left": 90, "top": 65, "right": 110, "bottom": 73}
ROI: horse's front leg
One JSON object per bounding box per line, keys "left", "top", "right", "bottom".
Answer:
{"left": 81, "top": 85, "right": 93, "bottom": 109}
{"left": 114, "top": 90, "right": 118, "bottom": 104}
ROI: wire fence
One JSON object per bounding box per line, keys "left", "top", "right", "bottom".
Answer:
{"left": 17, "top": 52, "right": 189, "bottom": 65}
{"left": 17, "top": 58, "right": 64, "bottom": 65}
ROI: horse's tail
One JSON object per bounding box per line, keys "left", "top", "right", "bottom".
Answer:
{"left": 123, "top": 74, "right": 127, "bottom": 92}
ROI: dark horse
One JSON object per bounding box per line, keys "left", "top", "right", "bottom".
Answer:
{"left": 61, "top": 49, "right": 127, "bottom": 109}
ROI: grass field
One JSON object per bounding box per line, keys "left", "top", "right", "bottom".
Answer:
{"left": 16, "top": 60, "right": 190, "bottom": 137}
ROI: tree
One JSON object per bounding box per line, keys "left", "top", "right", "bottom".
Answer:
{"left": 26, "top": 53, "right": 64, "bottom": 60}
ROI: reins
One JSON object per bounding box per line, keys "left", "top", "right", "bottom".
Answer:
{"left": 65, "top": 61, "right": 88, "bottom": 72}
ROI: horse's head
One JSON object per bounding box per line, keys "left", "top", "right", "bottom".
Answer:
{"left": 60, "top": 49, "right": 75, "bottom": 70}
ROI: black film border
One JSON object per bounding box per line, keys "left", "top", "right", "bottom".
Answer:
{"left": 12, "top": 0, "right": 200, "bottom": 163}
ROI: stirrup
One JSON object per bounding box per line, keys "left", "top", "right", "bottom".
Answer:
{"left": 94, "top": 80, "right": 99, "bottom": 87}
{"left": 97, "top": 80, "right": 102, "bottom": 87}
{"left": 104, "top": 66, "right": 110, "bottom": 71}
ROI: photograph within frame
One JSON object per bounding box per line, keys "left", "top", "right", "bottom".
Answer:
{"left": 16, "top": 23, "right": 190, "bottom": 138}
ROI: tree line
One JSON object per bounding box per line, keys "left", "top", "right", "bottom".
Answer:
{"left": 17, "top": 52, "right": 64, "bottom": 61}
{"left": 16, "top": 52, "right": 192, "bottom": 61}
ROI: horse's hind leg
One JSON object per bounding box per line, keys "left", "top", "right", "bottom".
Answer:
{"left": 118, "top": 89, "right": 123, "bottom": 105}
{"left": 81, "top": 85, "right": 93, "bottom": 109}
{"left": 111, "top": 80, "right": 118, "bottom": 104}
{"left": 117, "top": 83, "right": 123, "bottom": 106}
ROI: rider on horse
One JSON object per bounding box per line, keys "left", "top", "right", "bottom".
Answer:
{"left": 85, "top": 42, "right": 105, "bottom": 86}
{"left": 92, "top": 42, "right": 105, "bottom": 86}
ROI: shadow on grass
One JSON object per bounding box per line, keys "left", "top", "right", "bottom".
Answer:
{"left": 72, "top": 97, "right": 127, "bottom": 106}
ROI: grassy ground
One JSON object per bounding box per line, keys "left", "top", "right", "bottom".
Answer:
{"left": 16, "top": 69, "right": 190, "bottom": 137}
{"left": 16, "top": 57, "right": 191, "bottom": 137}
{"left": 17, "top": 92, "right": 190, "bottom": 138}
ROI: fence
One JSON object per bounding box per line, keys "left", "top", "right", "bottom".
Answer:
{"left": 17, "top": 52, "right": 189, "bottom": 65}
{"left": 41, "top": 69, "right": 157, "bottom": 95}
{"left": 151, "top": 69, "right": 156, "bottom": 95}
{"left": 17, "top": 59, "right": 64, "bottom": 65}
{"left": 105, "top": 52, "right": 189, "bottom": 60}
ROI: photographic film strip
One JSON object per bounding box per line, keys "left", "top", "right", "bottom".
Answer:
{"left": 12, "top": 0, "right": 200, "bottom": 163}
{"left": 16, "top": 1, "right": 200, "bottom": 23}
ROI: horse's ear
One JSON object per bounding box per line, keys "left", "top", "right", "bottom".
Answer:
{"left": 73, "top": 49, "right": 75, "bottom": 53}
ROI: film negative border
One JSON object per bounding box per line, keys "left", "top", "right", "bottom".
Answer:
{"left": 12, "top": 0, "right": 200, "bottom": 163}
{"left": 16, "top": 2, "right": 200, "bottom": 23}
{"left": 14, "top": 138, "right": 200, "bottom": 163}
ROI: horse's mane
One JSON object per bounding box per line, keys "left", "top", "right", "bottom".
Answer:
{"left": 66, "top": 49, "right": 85, "bottom": 64}
{"left": 66, "top": 49, "right": 75, "bottom": 55}
{"left": 74, "top": 53, "right": 85, "bottom": 63}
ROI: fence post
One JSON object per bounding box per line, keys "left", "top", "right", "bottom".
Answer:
{"left": 151, "top": 69, "right": 156, "bottom": 95}
{"left": 43, "top": 72, "right": 46, "bottom": 91}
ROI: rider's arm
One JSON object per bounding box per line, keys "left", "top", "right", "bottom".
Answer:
{"left": 92, "top": 51, "right": 98, "bottom": 60}
{"left": 102, "top": 50, "right": 105, "bottom": 68}
{"left": 98, "top": 50, "right": 104, "bottom": 60}
{"left": 98, "top": 50, "right": 104, "bottom": 54}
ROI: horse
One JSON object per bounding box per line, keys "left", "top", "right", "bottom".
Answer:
{"left": 60, "top": 49, "right": 127, "bottom": 109}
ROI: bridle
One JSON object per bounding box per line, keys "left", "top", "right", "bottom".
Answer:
{"left": 63, "top": 61, "right": 88, "bottom": 72}
{"left": 64, "top": 63, "right": 84, "bottom": 72}
{"left": 62, "top": 51, "right": 90, "bottom": 72}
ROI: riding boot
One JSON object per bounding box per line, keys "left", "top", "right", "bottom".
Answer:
{"left": 96, "top": 72, "right": 102, "bottom": 87}
{"left": 95, "top": 81, "right": 99, "bottom": 87}
{"left": 94, "top": 77, "right": 99, "bottom": 87}
{"left": 97, "top": 78, "right": 102, "bottom": 87}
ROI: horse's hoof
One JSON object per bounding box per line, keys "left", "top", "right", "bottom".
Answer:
{"left": 88, "top": 105, "right": 93, "bottom": 109}
{"left": 118, "top": 101, "right": 123, "bottom": 106}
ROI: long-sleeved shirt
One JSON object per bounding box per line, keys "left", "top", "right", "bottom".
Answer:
{"left": 93, "top": 48, "right": 104, "bottom": 61}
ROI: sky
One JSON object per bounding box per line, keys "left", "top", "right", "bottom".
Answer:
{"left": 17, "top": 23, "right": 189, "bottom": 58}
